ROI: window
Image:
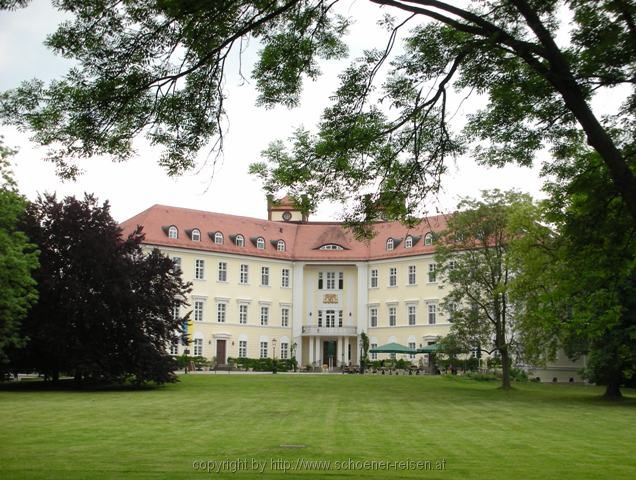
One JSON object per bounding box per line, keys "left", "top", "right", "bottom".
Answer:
{"left": 370, "top": 269, "right": 378, "bottom": 288}
{"left": 389, "top": 306, "right": 397, "bottom": 326}
{"left": 318, "top": 272, "right": 323, "bottom": 290}
{"left": 325, "top": 310, "right": 335, "bottom": 328}
{"left": 409, "top": 342, "right": 416, "bottom": 359}
{"left": 386, "top": 238, "right": 394, "bottom": 251}
{"left": 338, "top": 310, "right": 343, "bottom": 327}
{"left": 389, "top": 267, "right": 397, "bottom": 287}
{"left": 424, "top": 232, "right": 433, "bottom": 245}
{"left": 280, "top": 342, "right": 289, "bottom": 359}
{"left": 239, "top": 304, "right": 248, "bottom": 324}
{"left": 172, "top": 256, "right": 181, "bottom": 273}
{"left": 447, "top": 302, "right": 456, "bottom": 322}
{"left": 370, "top": 308, "right": 378, "bottom": 327}
{"left": 428, "top": 263, "right": 437, "bottom": 283}
{"left": 371, "top": 343, "right": 378, "bottom": 360}
{"left": 239, "top": 340, "right": 247, "bottom": 357}
{"left": 405, "top": 236, "right": 413, "bottom": 248}
{"left": 195, "top": 259, "right": 205, "bottom": 280}
{"left": 408, "top": 265, "right": 416, "bottom": 285}
{"left": 261, "top": 266, "right": 270, "bottom": 286}
{"left": 408, "top": 305, "right": 416, "bottom": 325}
{"left": 169, "top": 342, "right": 178, "bottom": 355}
{"left": 218, "top": 262, "right": 227, "bottom": 282}
{"left": 194, "top": 300, "right": 204, "bottom": 322}
{"left": 326, "top": 272, "right": 336, "bottom": 290}
{"left": 240, "top": 264, "right": 248, "bottom": 284}
{"left": 260, "top": 306, "right": 269, "bottom": 326}
{"left": 193, "top": 338, "right": 203, "bottom": 356}
{"left": 448, "top": 260, "right": 456, "bottom": 270}
{"left": 217, "top": 303, "right": 226, "bottom": 323}
{"left": 235, "top": 234, "right": 245, "bottom": 247}
{"left": 214, "top": 232, "right": 224, "bottom": 244}
{"left": 319, "top": 244, "right": 343, "bottom": 250}
{"left": 277, "top": 240, "right": 286, "bottom": 252}
{"left": 281, "top": 268, "right": 290, "bottom": 288}
{"left": 256, "top": 237, "right": 265, "bottom": 249}
{"left": 428, "top": 304, "right": 437, "bottom": 324}
{"left": 260, "top": 341, "right": 268, "bottom": 358}
{"left": 281, "top": 307, "right": 289, "bottom": 327}
{"left": 318, "top": 310, "right": 323, "bottom": 327}
{"left": 191, "top": 229, "right": 201, "bottom": 241}
{"left": 168, "top": 226, "right": 178, "bottom": 239}
{"left": 172, "top": 304, "right": 180, "bottom": 321}
{"left": 339, "top": 272, "right": 344, "bottom": 290}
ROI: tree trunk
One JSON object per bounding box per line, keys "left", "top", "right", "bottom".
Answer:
{"left": 603, "top": 379, "right": 623, "bottom": 400}
{"left": 500, "top": 348, "right": 512, "bottom": 390}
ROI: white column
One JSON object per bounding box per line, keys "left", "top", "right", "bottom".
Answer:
{"left": 308, "top": 335, "right": 314, "bottom": 367}
{"left": 314, "top": 336, "right": 320, "bottom": 366}
{"left": 344, "top": 336, "right": 350, "bottom": 364}
{"left": 292, "top": 262, "right": 305, "bottom": 366}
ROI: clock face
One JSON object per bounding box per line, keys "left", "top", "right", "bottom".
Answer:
{"left": 282, "top": 211, "right": 292, "bottom": 221}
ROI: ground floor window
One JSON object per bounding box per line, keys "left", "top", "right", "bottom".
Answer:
{"left": 239, "top": 340, "right": 247, "bottom": 358}
{"left": 193, "top": 338, "right": 203, "bottom": 356}
{"left": 260, "top": 341, "right": 268, "bottom": 359}
{"left": 370, "top": 343, "right": 378, "bottom": 360}
{"left": 169, "top": 342, "right": 178, "bottom": 355}
{"left": 280, "top": 342, "right": 288, "bottom": 359}
{"left": 409, "top": 342, "right": 416, "bottom": 359}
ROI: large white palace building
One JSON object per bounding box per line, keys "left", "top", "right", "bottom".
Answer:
{"left": 121, "top": 196, "right": 583, "bottom": 381}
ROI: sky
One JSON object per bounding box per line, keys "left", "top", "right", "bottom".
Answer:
{"left": 0, "top": 0, "right": 546, "bottom": 223}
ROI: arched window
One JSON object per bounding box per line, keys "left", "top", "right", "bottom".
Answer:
{"left": 319, "top": 244, "right": 344, "bottom": 251}
{"left": 191, "top": 229, "right": 201, "bottom": 241}
{"left": 277, "top": 240, "right": 286, "bottom": 252}
{"left": 214, "top": 232, "right": 224, "bottom": 244}
{"left": 386, "top": 238, "right": 394, "bottom": 251}
{"left": 405, "top": 235, "right": 413, "bottom": 248}
{"left": 256, "top": 237, "right": 265, "bottom": 249}
{"left": 424, "top": 232, "right": 433, "bottom": 246}
{"left": 168, "top": 226, "right": 178, "bottom": 239}
{"left": 235, "top": 234, "right": 245, "bottom": 247}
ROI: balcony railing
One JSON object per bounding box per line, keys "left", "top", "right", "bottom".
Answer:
{"left": 301, "top": 325, "right": 357, "bottom": 336}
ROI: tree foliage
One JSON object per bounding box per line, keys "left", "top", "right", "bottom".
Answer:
{"left": 511, "top": 151, "right": 636, "bottom": 399}
{"left": 0, "top": 139, "right": 38, "bottom": 365}
{"left": 436, "top": 190, "right": 538, "bottom": 389}
{"left": 2, "top": 1, "right": 636, "bottom": 225}
{"left": 11, "top": 194, "right": 192, "bottom": 385}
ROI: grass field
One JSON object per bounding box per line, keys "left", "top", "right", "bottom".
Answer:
{"left": 0, "top": 374, "right": 635, "bottom": 479}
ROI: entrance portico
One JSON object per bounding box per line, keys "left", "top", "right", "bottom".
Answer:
{"left": 302, "top": 326, "right": 357, "bottom": 370}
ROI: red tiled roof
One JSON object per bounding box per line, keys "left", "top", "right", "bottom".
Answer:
{"left": 119, "top": 204, "right": 449, "bottom": 261}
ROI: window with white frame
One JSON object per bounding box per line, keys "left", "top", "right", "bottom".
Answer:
{"left": 277, "top": 240, "right": 286, "bottom": 252}
{"left": 260, "top": 306, "right": 269, "bottom": 326}
{"left": 325, "top": 310, "right": 335, "bottom": 328}
{"left": 370, "top": 269, "right": 378, "bottom": 288}
{"left": 371, "top": 343, "right": 378, "bottom": 360}
{"left": 326, "top": 272, "right": 336, "bottom": 290}
{"left": 218, "top": 262, "right": 227, "bottom": 282}
{"left": 214, "top": 231, "right": 224, "bottom": 244}
{"left": 370, "top": 307, "right": 378, "bottom": 327}
{"left": 217, "top": 303, "right": 226, "bottom": 323}
{"left": 447, "top": 302, "right": 457, "bottom": 322}
{"left": 405, "top": 236, "right": 413, "bottom": 248}
{"left": 261, "top": 266, "right": 270, "bottom": 286}
{"left": 386, "top": 238, "right": 394, "bottom": 251}
{"left": 169, "top": 342, "right": 178, "bottom": 355}
{"left": 172, "top": 256, "right": 181, "bottom": 273}
{"left": 338, "top": 272, "right": 344, "bottom": 289}
{"left": 281, "top": 268, "right": 290, "bottom": 288}
{"left": 239, "top": 304, "right": 248, "bottom": 324}
{"left": 195, "top": 259, "right": 205, "bottom": 280}
{"left": 235, "top": 234, "right": 245, "bottom": 247}
{"left": 281, "top": 307, "right": 289, "bottom": 327}
{"left": 408, "top": 265, "right": 416, "bottom": 285}
{"left": 318, "top": 272, "right": 323, "bottom": 289}
{"left": 409, "top": 342, "right": 416, "bottom": 359}
{"left": 256, "top": 237, "right": 265, "bottom": 249}
{"left": 319, "top": 244, "right": 344, "bottom": 250}
{"left": 389, "top": 267, "right": 397, "bottom": 287}
{"left": 428, "top": 263, "right": 437, "bottom": 283}
{"left": 280, "top": 342, "right": 289, "bottom": 359}
{"left": 260, "top": 341, "right": 268, "bottom": 358}
{"left": 389, "top": 306, "right": 397, "bottom": 326}
{"left": 193, "top": 338, "right": 203, "bottom": 356}
{"left": 238, "top": 340, "right": 247, "bottom": 357}
{"left": 318, "top": 310, "right": 323, "bottom": 327}
{"left": 240, "top": 264, "right": 248, "bottom": 284}
{"left": 191, "top": 229, "right": 201, "bottom": 241}
{"left": 338, "top": 310, "right": 343, "bottom": 327}
{"left": 428, "top": 303, "right": 437, "bottom": 324}
{"left": 408, "top": 305, "right": 417, "bottom": 325}
{"left": 168, "top": 226, "right": 178, "bottom": 239}
{"left": 194, "top": 300, "right": 204, "bottom": 322}
{"left": 172, "top": 304, "right": 180, "bottom": 321}
{"left": 424, "top": 232, "right": 433, "bottom": 245}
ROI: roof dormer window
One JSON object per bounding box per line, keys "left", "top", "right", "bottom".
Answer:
{"left": 191, "top": 229, "right": 201, "bottom": 241}
{"left": 424, "top": 232, "right": 433, "bottom": 246}
{"left": 405, "top": 235, "right": 413, "bottom": 248}
{"left": 168, "top": 225, "right": 178, "bottom": 239}
{"left": 256, "top": 237, "right": 265, "bottom": 250}
{"left": 386, "top": 238, "right": 394, "bottom": 251}
{"left": 319, "top": 244, "right": 344, "bottom": 251}
{"left": 277, "top": 240, "right": 286, "bottom": 252}
{"left": 214, "top": 232, "right": 224, "bottom": 244}
{"left": 235, "top": 234, "right": 244, "bottom": 247}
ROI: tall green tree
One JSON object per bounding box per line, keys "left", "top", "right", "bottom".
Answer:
{"left": 2, "top": 1, "right": 636, "bottom": 225}
{"left": 0, "top": 139, "right": 38, "bottom": 366}
{"left": 436, "top": 190, "right": 537, "bottom": 389}
{"left": 14, "top": 194, "right": 192, "bottom": 385}
{"left": 512, "top": 151, "right": 636, "bottom": 399}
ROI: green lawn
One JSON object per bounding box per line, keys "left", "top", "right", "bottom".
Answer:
{"left": 0, "top": 374, "right": 634, "bottom": 479}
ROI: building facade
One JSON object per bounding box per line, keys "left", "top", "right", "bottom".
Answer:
{"left": 120, "top": 197, "right": 584, "bottom": 381}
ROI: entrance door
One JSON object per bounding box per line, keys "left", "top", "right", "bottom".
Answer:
{"left": 323, "top": 341, "right": 337, "bottom": 369}
{"left": 216, "top": 340, "right": 227, "bottom": 364}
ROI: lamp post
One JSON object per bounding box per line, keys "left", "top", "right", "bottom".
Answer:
{"left": 272, "top": 338, "right": 277, "bottom": 374}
